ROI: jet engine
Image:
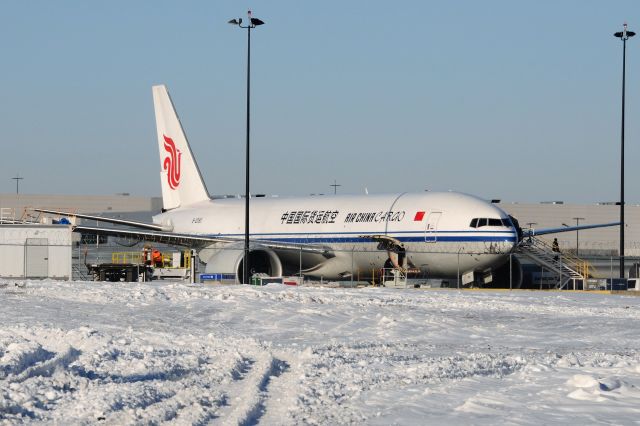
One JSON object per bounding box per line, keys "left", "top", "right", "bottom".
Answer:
{"left": 200, "top": 243, "right": 283, "bottom": 284}
{"left": 489, "top": 256, "right": 523, "bottom": 289}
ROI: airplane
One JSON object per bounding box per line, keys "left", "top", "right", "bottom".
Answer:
{"left": 35, "top": 85, "right": 619, "bottom": 286}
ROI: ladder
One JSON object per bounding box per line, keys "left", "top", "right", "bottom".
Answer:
{"left": 382, "top": 268, "right": 408, "bottom": 288}
{"left": 517, "top": 236, "right": 595, "bottom": 289}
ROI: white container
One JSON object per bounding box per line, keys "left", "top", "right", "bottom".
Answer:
{"left": 0, "top": 224, "right": 72, "bottom": 279}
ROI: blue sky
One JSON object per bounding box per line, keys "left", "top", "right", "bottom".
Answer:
{"left": 1, "top": 1, "right": 639, "bottom": 203}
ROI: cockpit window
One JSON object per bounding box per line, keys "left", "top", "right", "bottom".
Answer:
{"left": 469, "top": 217, "right": 511, "bottom": 228}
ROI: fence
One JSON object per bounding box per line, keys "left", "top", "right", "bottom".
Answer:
{"left": 193, "top": 241, "right": 640, "bottom": 289}
{"left": 1, "top": 236, "right": 639, "bottom": 290}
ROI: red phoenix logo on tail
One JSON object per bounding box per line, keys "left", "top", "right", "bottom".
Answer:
{"left": 163, "top": 135, "right": 182, "bottom": 190}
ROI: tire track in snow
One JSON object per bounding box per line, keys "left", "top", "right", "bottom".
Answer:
{"left": 0, "top": 329, "right": 81, "bottom": 384}
{"left": 69, "top": 335, "right": 239, "bottom": 425}
{"left": 0, "top": 325, "right": 241, "bottom": 424}
{"left": 258, "top": 351, "right": 300, "bottom": 425}
{"left": 220, "top": 352, "right": 290, "bottom": 425}
{"left": 104, "top": 380, "right": 226, "bottom": 425}
{"left": 7, "top": 345, "right": 80, "bottom": 384}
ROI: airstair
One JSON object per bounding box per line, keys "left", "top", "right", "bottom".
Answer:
{"left": 517, "top": 236, "right": 595, "bottom": 289}
{"left": 382, "top": 268, "right": 408, "bottom": 288}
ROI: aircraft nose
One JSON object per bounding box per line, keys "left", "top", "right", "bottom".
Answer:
{"left": 508, "top": 215, "right": 524, "bottom": 243}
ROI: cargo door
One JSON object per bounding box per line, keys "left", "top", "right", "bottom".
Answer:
{"left": 424, "top": 212, "right": 442, "bottom": 243}
{"left": 25, "top": 238, "right": 48, "bottom": 278}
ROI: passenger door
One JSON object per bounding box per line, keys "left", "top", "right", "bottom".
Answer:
{"left": 424, "top": 212, "right": 442, "bottom": 243}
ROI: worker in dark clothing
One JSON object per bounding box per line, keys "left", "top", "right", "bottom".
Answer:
{"left": 142, "top": 246, "right": 152, "bottom": 266}
{"left": 552, "top": 238, "right": 561, "bottom": 261}
{"left": 383, "top": 258, "right": 393, "bottom": 283}
{"left": 397, "top": 244, "right": 406, "bottom": 268}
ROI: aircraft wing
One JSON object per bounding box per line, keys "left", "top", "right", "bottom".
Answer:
{"left": 35, "top": 209, "right": 334, "bottom": 255}
{"left": 75, "top": 225, "right": 229, "bottom": 247}
{"left": 74, "top": 225, "right": 334, "bottom": 255}
{"left": 32, "top": 208, "right": 170, "bottom": 231}
{"left": 527, "top": 222, "right": 620, "bottom": 237}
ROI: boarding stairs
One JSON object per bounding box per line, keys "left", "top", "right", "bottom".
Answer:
{"left": 382, "top": 268, "right": 408, "bottom": 288}
{"left": 517, "top": 236, "right": 595, "bottom": 289}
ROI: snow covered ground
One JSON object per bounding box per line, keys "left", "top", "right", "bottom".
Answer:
{"left": 1, "top": 280, "right": 640, "bottom": 425}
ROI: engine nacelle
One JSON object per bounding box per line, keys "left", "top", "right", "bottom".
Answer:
{"left": 489, "top": 256, "right": 523, "bottom": 289}
{"left": 200, "top": 243, "right": 283, "bottom": 284}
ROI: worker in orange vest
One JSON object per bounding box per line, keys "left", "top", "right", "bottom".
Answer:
{"left": 152, "top": 249, "right": 163, "bottom": 267}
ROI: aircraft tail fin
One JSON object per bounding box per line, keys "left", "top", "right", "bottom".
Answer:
{"left": 152, "top": 85, "right": 210, "bottom": 210}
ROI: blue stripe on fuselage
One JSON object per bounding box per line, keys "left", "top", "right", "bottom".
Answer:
{"left": 203, "top": 231, "right": 517, "bottom": 244}
{"left": 206, "top": 230, "right": 516, "bottom": 237}
{"left": 255, "top": 236, "right": 517, "bottom": 243}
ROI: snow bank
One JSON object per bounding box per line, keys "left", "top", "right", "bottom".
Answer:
{"left": 1, "top": 280, "right": 640, "bottom": 424}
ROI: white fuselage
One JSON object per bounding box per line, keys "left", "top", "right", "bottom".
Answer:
{"left": 153, "top": 191, "right": 518, "bottom": 280}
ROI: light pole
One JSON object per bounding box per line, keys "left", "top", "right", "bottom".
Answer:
{"left": 614, "top": 23, "right": 635, "bottom": 278}
{"left": 330, "top": 179, "right": 341, "bottom": 195}
{"left": 11, "top": 174, "right": 23, "bottom": 195}
{"left": 572, "top": 217, "right": 585, "bottom": 256}
{"left": 229, "top": 11, "right": 265, "bottom": 284}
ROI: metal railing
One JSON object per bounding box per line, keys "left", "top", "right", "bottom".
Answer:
{"left": 2, "top": 231, "right": 639, "bottom": 290}
{"left": 379, "top": 267, "right": 408, "bottom": 288}
{"left": 532, "top": 236, "right": 597, "bottom": 278}
{"left": 111, "top": 250, "right": 192, "bottom": 269}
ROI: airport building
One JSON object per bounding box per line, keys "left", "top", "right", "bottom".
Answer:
{"left": 495, "top": 201, "right": 640, "bottom": 257}
{"left": 0, "top": 193, "right": 162, "bottom": 222}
